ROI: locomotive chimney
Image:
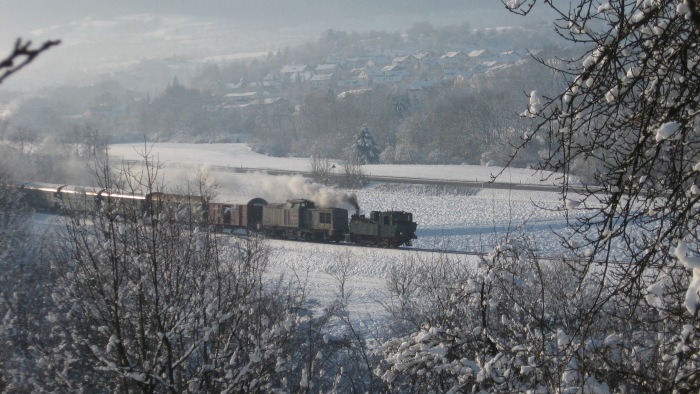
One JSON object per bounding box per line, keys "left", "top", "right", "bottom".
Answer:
{"left": 347, "top": 193, "right": 360, "bottom": 217}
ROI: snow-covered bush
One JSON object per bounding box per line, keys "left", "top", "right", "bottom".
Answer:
{"left": 376, "top": 236, "right": 700, "bottom": 392}
{"left": 0, "top": 168, "right": 49, "bottom": 393}
{"left": 392, "top": 143, "right": 422, "bottom": 164}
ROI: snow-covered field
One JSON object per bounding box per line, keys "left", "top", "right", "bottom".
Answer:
{"left": 109, "top": 142, "right": 566, "bottom": 186}
{"left": 106, "top": 142, "right": 572, "bottom": 319}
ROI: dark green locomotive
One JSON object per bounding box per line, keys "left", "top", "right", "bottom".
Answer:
{"left": 347, "top": 210, "right": 417, "bottom": 247}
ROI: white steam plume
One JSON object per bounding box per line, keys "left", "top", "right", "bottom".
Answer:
{"left": 254, "top": 173, "right": 359, "bottom": 210}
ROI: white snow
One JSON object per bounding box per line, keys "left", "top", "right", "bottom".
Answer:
{"left": 655, "top": 121, "right": 681, "bottom": 142}
{"left": 677, "top": 2, "right": 691, "bottom": 17}
{"left": 674, "top": 240, "right": 700, "bottom": 314}
{"left": 528, "top": 90, "right": 543, "bottom": 116}
{"left": 506, "top": 0, "right": 526, "bottom": 10}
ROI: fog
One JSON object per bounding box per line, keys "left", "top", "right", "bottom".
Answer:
{"left": 1, "top": 0, "right": 554, "bottom": 90}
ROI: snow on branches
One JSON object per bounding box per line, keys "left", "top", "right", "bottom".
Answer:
{"left": 506, "top": 0, "right": 700, "bottom": 390}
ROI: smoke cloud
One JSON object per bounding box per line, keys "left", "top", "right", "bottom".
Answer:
{"left": 254, "top": 173, "right": 359, "bottom": 210}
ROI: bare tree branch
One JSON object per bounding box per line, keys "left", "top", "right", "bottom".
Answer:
{"left": 0, "top": 38, "right": 60, "bottom": 85}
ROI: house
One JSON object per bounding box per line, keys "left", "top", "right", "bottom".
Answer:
{"left": 442, "top": 68, "right": 473, "bottom": 83}
{"left": 409, "top": 79, "right": 439, "bottom": 90}
{"left": 391, "top": 55, "right": 418, "bottom": 69}
{"left": 381, "top": 64, "right": 411, "bottom": 78}
{"left": 280, "top": 64, "right": 309, "bottom": 75}
{"left": 413, "top": 51, "right": 434, "bottom": 61}
{"left": 314, "top": 64, "right": 339, "bottom": 74}
{"left": 452, "top": 73, "right": 474, "bottom": 87}
{"left": 413, "top": 51, "right": 438, "bottom": 70}
{"left": 439, "top": 51, "right": 470, "bottom": 67}
{"left": 497, "top": 50, "right": 522, "bottom": 64}
{"left": 468, "top": 49, "right": 495, "bottom": 62}
{"left": 472, "top": 61, "right": 498, "bottom": 75}
{"left": 280, "top": 64, "right": 311, "bottom": 83}
{"left": 224, "top": 92, "right": 259, "bottom": 106}
{"left": 226, "top": 80, "right": 245, "bottom": 90}
{"left": 373, "top": 74, "right": 404, "bottom": 85}
{"left": 486, "top": 63, "right": 514, "bottom": 77}
{"left": 358, "top": 67, "right": 383, "bottom": 82}
{"left": 364, "top": 55, "right": 391, "bottom": 68}
{"left": 309, "top": 73, "right": 334, "bottom": 91}
{"left": 337, "top": 78, "right": 369, "bottom": 89}
{"left": 248, "top": 79, "right": 282, "bottom": 95}
{"left": 261, "top": 79, "right": 282, "bottom": 89}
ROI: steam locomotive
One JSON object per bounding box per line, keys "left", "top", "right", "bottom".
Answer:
{"left": 18, "top": 181, "right": 418, "bottom": 248}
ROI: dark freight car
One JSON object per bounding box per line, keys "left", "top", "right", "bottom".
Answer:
{"left": 59, "top": 185, "right": 103, "bottom": 213}
{"left": 99, "top": 192, "right": 147, "bottom": 220}
{"left": 146, "top": 193, "right": 207, "bottom": 224}
{"left": 19, "top": 182, "right": 62, "bottom": 212}
{"left": 208, "top": 197, "right": 268, "bottom": 232}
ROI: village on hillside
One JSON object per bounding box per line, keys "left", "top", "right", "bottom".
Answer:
{"left": 218, "top": 47, "right": 535, "bottom": 113}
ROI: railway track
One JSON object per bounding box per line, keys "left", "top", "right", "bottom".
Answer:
{"left": 31, "top": 211, "right": 623, "bottom": 267}
{"left": 252, "top": 231, "right": 621, "bottom": 266}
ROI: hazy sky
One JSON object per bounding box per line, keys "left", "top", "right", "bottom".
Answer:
{"left": 1, "top": 0, "right": 552, "bottom": 89}
{"left": 2, "top": 1, "right": 528, "bottom": 34}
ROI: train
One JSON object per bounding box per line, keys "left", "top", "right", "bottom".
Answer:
{"left": 18, "top": 181, "right": 418, "bottom": 248}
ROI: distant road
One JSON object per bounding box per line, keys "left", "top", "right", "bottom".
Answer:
{"left": 120, "top": 159, "right": 581, "bottom": 193}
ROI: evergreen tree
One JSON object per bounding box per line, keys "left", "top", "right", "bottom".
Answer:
{"left": 353, "top": 124, "right": 381, "bottom": 164}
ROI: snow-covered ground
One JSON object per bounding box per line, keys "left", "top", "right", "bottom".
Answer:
{"left": 105, "top": 142, "right": 573, "bottom": 319}
{"left": 109, "top": 142, "right": 566, "bottom": 186}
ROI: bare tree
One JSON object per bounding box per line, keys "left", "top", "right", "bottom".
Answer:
{"left": 6, "top": 125, "right": 40, "bottom": 154}
{"left": 309, "top": 155, "right": 335, "bottom": 185}
{"left": 42, "top": 156, "right": 306, "bottom": 392}
{"left": 338, "top": 158, "right": 366, "bottom": 189}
